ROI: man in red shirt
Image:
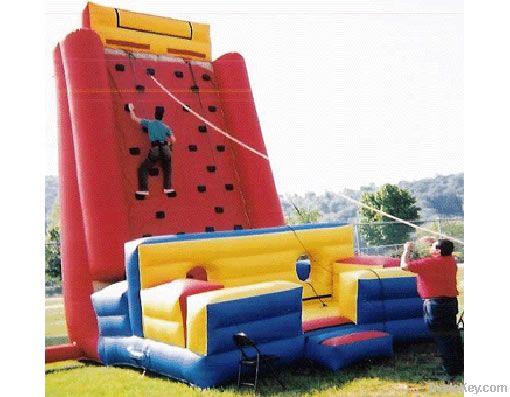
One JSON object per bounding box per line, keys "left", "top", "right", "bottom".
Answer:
{"left": 401, "top": 238, "right": 463, "bottom": 379}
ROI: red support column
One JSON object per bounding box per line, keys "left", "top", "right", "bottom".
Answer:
{"left": 53, "top": 43, "right": 99, "bottom": 360}
{"left": 61, "top": 29, "right": 130, "bottom": 281}
{"left": 213, "top": 53, "right": 284, "bottom": 228}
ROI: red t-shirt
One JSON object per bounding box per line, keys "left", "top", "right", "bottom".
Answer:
{"left": 407, "top": 255, "right": 458, "bottom": 299}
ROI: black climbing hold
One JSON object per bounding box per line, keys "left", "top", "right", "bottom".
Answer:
{"left": 190, "top": 84, "right": 199, "bottom": 92}
{"left": 166, "top": 190, "right": 177, "bottom": 198}
{"left": 115, "top": 64, "right": 125, "bottom": 71}
{"left": 174, "top": 70, "right": 184, "bottom": 78}
{"left": 176, "top": 231, "right": 186, "bottom": 235}
{"left": 183, "top": 105, "right": 190, "bottom": 112}
{"left": 198, "top": 125, "right": 207, "bottom": 133}
{"left": 225, "top": 183, "right": 234, "bottom": 191}
{"left": 188, "top": 145, "right": 198, "bottom": 152}
{"left": 142, "top": 234, "right": 152, "bottom": 237}
{"left": 135, "top": 193, "right": 146, "bottom": 201}
{"left": 149, "top": 168, "right": 159, "bottom": 176}
{"left": 142, "top": 126, "right": 148, "bottom": 133}
{"left": 234, "top": 225, "right": 243, "bottom": 230}
{"left": 147, "top": 68, "right": 155, "bottom": 76}
{"left": 197, "top": 185, "right": 206, "bottom": 193}
{"left": 156, "top": 211, "right": 165, "bottom": 219}
{"left": 136, "top": 84, "right": 145, "bottom": 92}
{"left": 208, "top": 105, "right": 217, "bottom": 112}
{"left": 205, "top": 226, "right": 215, "bottom": 232}
{"left": 214, "top": 207, "right": 224, "bottom": 214}
{"left": 216, "top": 145, "right": 225, "bottom": 152}
{"left": 124, "top": 103, "right": 130, "bottom": 112}
{"left": 206, "top": 165, "right": 216, "bottom": 173}
{"left": 202, "top": 74, "right": 211, "bottom": 81}
{"left": 129, "top": 147, "right": 141, "bottom": 155}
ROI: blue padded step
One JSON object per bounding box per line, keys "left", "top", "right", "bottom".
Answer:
{"left": 305, "top": 325, "right": 393, "bottom": 371}
{"left": 92, "top": 281, "right": 132, "bottom": 337}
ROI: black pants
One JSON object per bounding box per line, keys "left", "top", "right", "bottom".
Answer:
{"left": 423, "top": 298, "right": 464, "bottom": 377}
{"left": 138, "top": 144, "right": 172, "bottom": 190}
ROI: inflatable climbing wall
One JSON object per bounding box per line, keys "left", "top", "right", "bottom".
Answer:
{"left": 51, "top": 2, "right": 283, "bottom": 360}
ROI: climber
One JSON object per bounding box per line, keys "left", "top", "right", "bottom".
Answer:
{"left": 128, "top": 103, "right": 176, "bottom": 196}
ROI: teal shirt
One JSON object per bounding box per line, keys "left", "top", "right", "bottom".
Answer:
{"left": 141, "top": 119, "right": 172, "bottom": 142}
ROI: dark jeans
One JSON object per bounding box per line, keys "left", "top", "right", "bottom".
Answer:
{"left": 138, "top": 144, "right": 172, "bottom": 190}
{"left": 423, "top": 298, "right": 464, "bottom": 377}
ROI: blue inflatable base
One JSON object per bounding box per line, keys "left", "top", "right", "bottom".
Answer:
{"left": 98, "top": 335, "right": 304, "bottom": 388}
{"left": 305, "top": 325, "right": 394, "bottom": 371}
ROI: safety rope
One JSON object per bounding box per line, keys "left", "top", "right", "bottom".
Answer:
{"left": 149, "top": 74, "right": 464, "bottom": 246}
{"left": 337, "top": 194, "right": 464, "bottom": 245}
{"left": 150, "top": 75, "right": 270, "bottom": 160}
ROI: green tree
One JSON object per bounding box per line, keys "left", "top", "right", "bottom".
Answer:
{"left": 287, "top": 206, "right": 321, "bottom": 225}
{"left": 45, "top": 203, "right": 61, "bottom": 286}
{"left": 45, "top": 226, "right": 61, "bottom": 284}
{"left": 359, "top": 184, "right": 420, "bottom": 246}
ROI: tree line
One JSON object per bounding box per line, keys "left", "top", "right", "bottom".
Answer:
{"left": 280, "top": 173, "right": 463, "bottom": 223}
{"left": 45, "top": 173, "right": 464, "bottom": 285}
{"left": 46, "top": 173, "right": 463, "bottom": 229}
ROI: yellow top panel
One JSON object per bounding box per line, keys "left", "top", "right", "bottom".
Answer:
{"left": 85, "top": 2, "right": 211, "bottom": 61}
{"left": 137, "top": 225, "right": 354, "bottom": 298}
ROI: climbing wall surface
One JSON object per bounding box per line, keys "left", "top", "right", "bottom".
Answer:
{"left": 52, "top": 3, "right": 283, "bottom": 360}
{"left": 106, "top": 50, "right": 253, "bottom": 240}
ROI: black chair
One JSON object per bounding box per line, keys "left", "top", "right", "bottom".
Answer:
{"left": 232, "top": 332, "right": 285, "bottom": 392}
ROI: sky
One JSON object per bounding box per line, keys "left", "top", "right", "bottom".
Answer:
{"left": 45, "top": 0, "right": 463, "bottom": 194}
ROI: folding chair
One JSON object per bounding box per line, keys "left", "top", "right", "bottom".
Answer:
{"left": 232, "top": 332, "right": 285, "bottom": 392}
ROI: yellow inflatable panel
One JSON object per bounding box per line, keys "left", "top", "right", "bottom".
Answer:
{"left": 85, "top": 2, "right": 211, "bottom": 60}
{"left": 332, "top": 263, "right": 383, "bottom": 301}
{"left": 140, "top": 282, "right": 184, "bottom": 321}
{"left": 302, "top": 298, "right": 341, "bottom": 322}
{"left": 186, "top": 281, "right": 300, "bottom": 355}
{"left": 337, "top": 268, "right": 417, "bottom": 323}
{"left": 142, "top": 316, "right": 184, "bottom": 347}
{"left": 140, "top": 281, "right": 187, "bottom": 347}
{"left": 137, "top": 225, "right": 354, "bottom": 298}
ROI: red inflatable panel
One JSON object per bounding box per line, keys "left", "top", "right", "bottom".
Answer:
{"left": 321, "top": 331, "right": 390, "bottom": 347}
{"left": 213, "top": 53, "right": 284, "bottom": 228}
{"left": 337, "top": 256, "right": 401, "bottom": 267}
{"left": 45, "top": 343, "right": 83, "bottom": 363}
{"left": 53, "top": 43, "right": 99, "bottom": 360}
{"left": 302, "top": 316, "right": 354, "bottom": 333}
{"left": 177, "top": 279, "right": 224, "bottom": 340}
{"left": 61, "top": 29, "right": 131, "bottom": 281}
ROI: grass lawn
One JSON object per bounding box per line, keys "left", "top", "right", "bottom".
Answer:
{"left": 45, "top": 344, "right": 463, "bottom": 396}
{"left": 45, "top": 269, "right": 464, "bottom": 396}
{"left": 45, "top": 296, "right": 68, "bottom": 346}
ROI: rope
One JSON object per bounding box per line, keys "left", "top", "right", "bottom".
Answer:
{"left": 149, "top": 75, "right": 270, "bottom": 160}
{"left": 337, "top": 193, "right": 464, "bottom": 245}
{"left": 149, "top": 73, "right": 464, "bottom": 246}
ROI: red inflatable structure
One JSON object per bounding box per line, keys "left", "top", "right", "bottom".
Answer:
{"left": 49, "top": 3, "right": 284, "bottom": 362}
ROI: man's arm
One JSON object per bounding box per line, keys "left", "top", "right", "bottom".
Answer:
{"left": 165, "top": 126, "right": 176, "bottom": 144}
{"left": 128, "top": 103, "right": 142, "bottom": 124}
{"left": 400, "top": 242, "right": 414, "bottom": 271}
